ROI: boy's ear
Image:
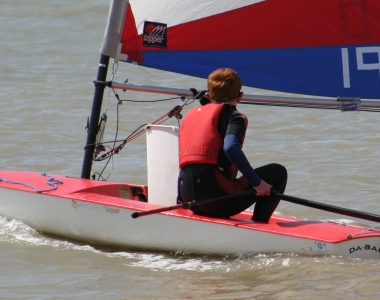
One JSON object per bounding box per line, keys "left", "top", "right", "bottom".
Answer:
{"left": 237, "top": 92, "right": 243, "bottom": 102}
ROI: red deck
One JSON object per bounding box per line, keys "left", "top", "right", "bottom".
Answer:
{"left": 1, "top": 170, "right": 378, "bottom": 244}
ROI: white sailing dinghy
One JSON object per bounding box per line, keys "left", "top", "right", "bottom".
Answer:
{"left": 1, "top": 0, "right": 380, "bottom": 259}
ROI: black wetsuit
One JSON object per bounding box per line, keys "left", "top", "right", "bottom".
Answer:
{"left": 180, "top": 104, "right": 287, "bottom": 222}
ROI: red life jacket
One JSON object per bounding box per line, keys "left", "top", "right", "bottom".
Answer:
{"left": 179, "top": 103, "right": 224, "bottom": 168}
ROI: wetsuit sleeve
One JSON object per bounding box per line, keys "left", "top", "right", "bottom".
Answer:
{"left": 223, "top": 133, "right": 261, "bottom": 186}
{"left": 225, "top": 111, "right": 247, "bottom": 142}
{"left": 177, "top": 169, "right": 183, "bottom": 204}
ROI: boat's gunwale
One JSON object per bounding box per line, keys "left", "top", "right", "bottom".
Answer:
{"left": 1, "top": 170, "right": 379, "bottom": 246}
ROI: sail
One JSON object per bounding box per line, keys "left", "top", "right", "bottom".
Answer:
{"left": 115, "top": 0, "right": 380, "bottom": 99}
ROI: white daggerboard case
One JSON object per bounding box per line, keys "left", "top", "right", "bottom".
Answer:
{"left": 146, "top": 125, "right": 179, "bottom": 206}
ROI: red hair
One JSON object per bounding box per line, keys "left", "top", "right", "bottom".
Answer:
{"left": 207, "top": 68, "right": 242, "bottom": 102}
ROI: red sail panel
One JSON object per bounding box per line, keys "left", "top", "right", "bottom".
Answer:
{"left": 121, "top": 3, "right": 143, "bottom": 63}
{"left": 122, "top": 0, "right": 380, "bottom": 54}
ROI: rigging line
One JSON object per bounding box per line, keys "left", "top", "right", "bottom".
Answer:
{"left": 105, "top": 148, "right": 114, "bottom": 181}
{"left": 93, "top": 102, "right": 185, "bottom": 163}
{"left": 94, "top": 145, "right": 114, "bottom": 181}
{"left": 150, "top": 111, "right": 171, "bottom": 124}
{"left": 122, "top": 105, "right": 183, "bottom": 144}
{"left": 93, "top": 105, "right": 182, "bottom": 162}
{"left": 240, "top": 102, "right": 380, "bottom": 112}
{"left": 87, "top": 132, "right": 146, "bottom": 148}
{"left": 122, "top": 111, "right": 173, "bottom": 144}
{"left": 122, "top": 112, "right": 173, "bottom": 144}
{"left": 0, "top": 173, "right": 63, "bottom": 193}
{"left": 96, "top": 96, "right": 121, "bottom": 179}
{"left": 93, "top": 124, "right": 147, "bottom": 162}
{"left": 347, "top": 224, "right": 380, "bottom": 238}
{"left": 120, "top": 97, "right": 183, "bottom": 103}
{"left": 103, "top": 61, "right": 119, "bottom": 113}
{"left": 100, "top": 124, "right": 147, "bottom": 146}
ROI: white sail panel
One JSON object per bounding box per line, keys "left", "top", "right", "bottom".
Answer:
{"left": 129, "top": 0, "right": 266, "bottom": 34}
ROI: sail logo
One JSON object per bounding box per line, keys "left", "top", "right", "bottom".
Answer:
{"left": 143, "top": 21, "right": 167, "bottom": 49}
{"left": 71, "top": 200, "right": 120, "bottom": 214}
{"left": 341, "top": 47, "right": 380, "bottom": 88}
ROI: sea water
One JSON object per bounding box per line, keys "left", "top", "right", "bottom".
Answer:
{"left": 1, "top": 0, "right": 380, "bottom": 299}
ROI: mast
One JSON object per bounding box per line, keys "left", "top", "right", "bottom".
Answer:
{"left": 81, "top": 0, "right": 129, "bottom": 178}
{"left": 81, "top": 55, "right": 110, "bottom": 178}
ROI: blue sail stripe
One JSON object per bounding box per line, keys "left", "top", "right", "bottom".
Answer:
{"left": 133, "top": 46, "right": 380, "bottom": 99}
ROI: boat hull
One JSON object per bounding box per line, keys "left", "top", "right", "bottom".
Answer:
{"left": 1, "top": 171, "right": 380, "bottom": 259}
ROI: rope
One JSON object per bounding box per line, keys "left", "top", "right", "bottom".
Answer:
{"left": 346, "top": 223, "right": 380, "bottom": 239}
{"left": 0, "top": 172, "right": 63, "bottom": 193}
{"left": 93, "top": 104, "right": 185, "bottom": 162}
{"left": 240, "top": 101, "right": 380, "bottom": 112}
